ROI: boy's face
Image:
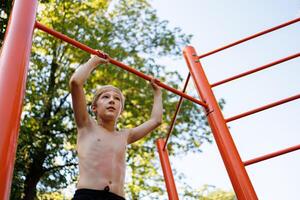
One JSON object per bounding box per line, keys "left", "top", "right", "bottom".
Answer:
{"left": 92, "top": 90, "right": 122, "bottom": 121}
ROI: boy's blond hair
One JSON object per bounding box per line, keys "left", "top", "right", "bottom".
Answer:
{"left": 91, "top": 85, "right": 125, "bottom": 111}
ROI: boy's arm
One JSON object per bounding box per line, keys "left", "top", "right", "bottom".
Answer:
{"left": 69, "top": 54, "right": 107, "bottom": 128}
{"left": 127, "top": 79, "right": 163, "bottom": 144}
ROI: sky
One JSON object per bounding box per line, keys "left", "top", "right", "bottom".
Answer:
{"left": 150, "top": 0, "right": 300, "bottom": 199}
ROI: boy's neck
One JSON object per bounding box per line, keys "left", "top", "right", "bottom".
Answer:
{"left": 97, "top": 119, "right": 116, "bottom": 132}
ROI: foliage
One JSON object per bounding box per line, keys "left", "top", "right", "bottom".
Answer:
{"left": 37, "top": 192, "right": 65, "bottom": 200}
{"left": 2, "top": 0, "right": 226, "bottom": 199}
{"left": 183, "top": 185, "right": 236, "bottom": 200}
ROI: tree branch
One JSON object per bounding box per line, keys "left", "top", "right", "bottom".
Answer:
{"left": 53, "top": 93, "right": 70, "bottom": 115}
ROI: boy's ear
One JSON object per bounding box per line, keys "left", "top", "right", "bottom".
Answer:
{"left": 91, "top": 105, "right": 97, "bottom": 113}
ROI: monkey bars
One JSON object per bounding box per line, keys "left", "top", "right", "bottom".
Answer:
{"left": 0, "top": 0, "right": 299, "bottom": 199}
{"left": 163, "top": 17, "right": 300, "bottom": 200}
{"left": 163, "top": 17, "right": 300, "bottom": 149}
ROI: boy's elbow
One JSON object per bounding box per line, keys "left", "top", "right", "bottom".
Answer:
{"left": 155, "top": 118, "right": 162, "bottom": 127}
{"left": 69, "top": 76, "right": 82, "bottom": 88}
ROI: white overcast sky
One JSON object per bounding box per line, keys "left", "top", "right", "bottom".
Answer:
{"left": 151, "top": 1, "right": 300, "bottom": 200}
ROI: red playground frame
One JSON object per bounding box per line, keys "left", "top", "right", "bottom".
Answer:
{"left": 1, "top": 0, "right": 299, "bottom": 199}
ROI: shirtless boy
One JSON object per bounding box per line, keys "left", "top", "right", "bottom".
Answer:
{"left": 69, "top": 53, "right": 163, "bottom": 200}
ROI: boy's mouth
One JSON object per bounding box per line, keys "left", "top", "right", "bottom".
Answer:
{"left": 107, "top": 106, "right": 116, "bottom": 111}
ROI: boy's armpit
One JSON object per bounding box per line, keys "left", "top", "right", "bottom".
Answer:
{"left": 123, "top": 129, "right": 133, "bottom": 145}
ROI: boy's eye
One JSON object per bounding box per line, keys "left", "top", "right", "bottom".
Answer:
{"left": 102, "top": 95, "right": 109, "bottom": 98}
{"left": 115, "top": 97, "right": 120, "bottom": 101}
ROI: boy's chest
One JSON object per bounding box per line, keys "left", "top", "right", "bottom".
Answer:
{"left": 78, "top": 129, "right": 127, "bottom": 156}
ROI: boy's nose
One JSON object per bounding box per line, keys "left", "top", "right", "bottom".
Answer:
{"left": 109, "top": 99, "right": 115, "bottom": 104}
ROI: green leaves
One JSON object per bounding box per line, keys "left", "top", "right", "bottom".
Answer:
{"left": 182, "top": 184, "right": 236, "bottom": 200}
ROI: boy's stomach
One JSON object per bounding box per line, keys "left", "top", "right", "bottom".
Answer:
{"left": 77, "top": 155, "right": 126, "bottom": 197}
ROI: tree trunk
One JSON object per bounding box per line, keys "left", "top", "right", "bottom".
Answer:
{"left": 22, "top": 59, "right": 58, "bottom": 200}
{"left": 22, "top": 175, "right": 40, "bottom": 200}
{"left": 22, "top": 154, "right": 46, "bottom": 200}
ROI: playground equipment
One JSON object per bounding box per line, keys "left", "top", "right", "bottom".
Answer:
{"left": 0, "top": 0, "right": 299, "bottom": 199}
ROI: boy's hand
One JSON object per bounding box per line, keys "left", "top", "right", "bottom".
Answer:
{"left": 89, "top": 50, "right": 109, "bottom": 65}
{"left": 150, "top": 78, "right": 162, "bottom": 95}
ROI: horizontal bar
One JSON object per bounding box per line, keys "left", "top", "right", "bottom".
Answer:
{"left": 163, "top": 73, "right": 191, "bottom": 150}
{"left": 226, "top": 94, "right": 300, "bottom": 123}
{"left": 35, "top": 21, "right": 208, "bottom": 108}
{"left": 211, "top": 52, "right": 300, "bottom": 87}
{"left": 198, "top": 17, "right": 300, "bottom": 59}
{"left": 244, "top": 144, "right": 300, "bottom": 166}
{"left": 108, "top": 59, "right": 208, "bottom": 108}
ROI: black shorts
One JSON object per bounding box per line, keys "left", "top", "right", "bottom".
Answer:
{"left": 72, "top": 188, "right": 126, "bottom": 200}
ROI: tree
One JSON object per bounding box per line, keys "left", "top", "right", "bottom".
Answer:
{"left": 5, "top": 0, "right": 223, "bottom": 199}
{"left": 37, "top": 191, "right": 65, "bottom": 200}
{"left": 183, "top": 184, "right": 236, "bottom": 200}
{"left": 0, "top": 0, "right": 13, "bottom": 45}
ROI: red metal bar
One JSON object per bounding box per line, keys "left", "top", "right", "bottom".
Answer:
{"left": 244, "top": 144, "right": 300, "bottom": 166}
{"left": 35, "top": 21, "right": 208, "bottom": 108}
{"left": 156, "top": 138, "right": 179, "bottom": 200}
{"left": 184, "top": 46, "right": 258, "bottom": 200}
{"left": 198, "top": 17, "right": 300, "bottom": 59}
{"left": 226, "top": 94, "right": 300, "bottom": 123}
{"left": 0, "top": 0, "right": 37, "bottom": 199}
{"left": 163, "top": 73, "right": 191, "bottom": 150}
{"left": 211, "top": 52, "right": 300, "bottom": 87}
{"left": 108, "top": 59, "right": 207, "bottom": 108}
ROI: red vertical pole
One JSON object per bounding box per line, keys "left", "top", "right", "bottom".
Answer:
{"left": 0, "top": 0, "right": 37, "bottom": 199}
{"left": 183, "top": 46, "right": 258, "bottom": 200}
{"left": 156, "top": 138, "right": 179, "bottom": 200}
